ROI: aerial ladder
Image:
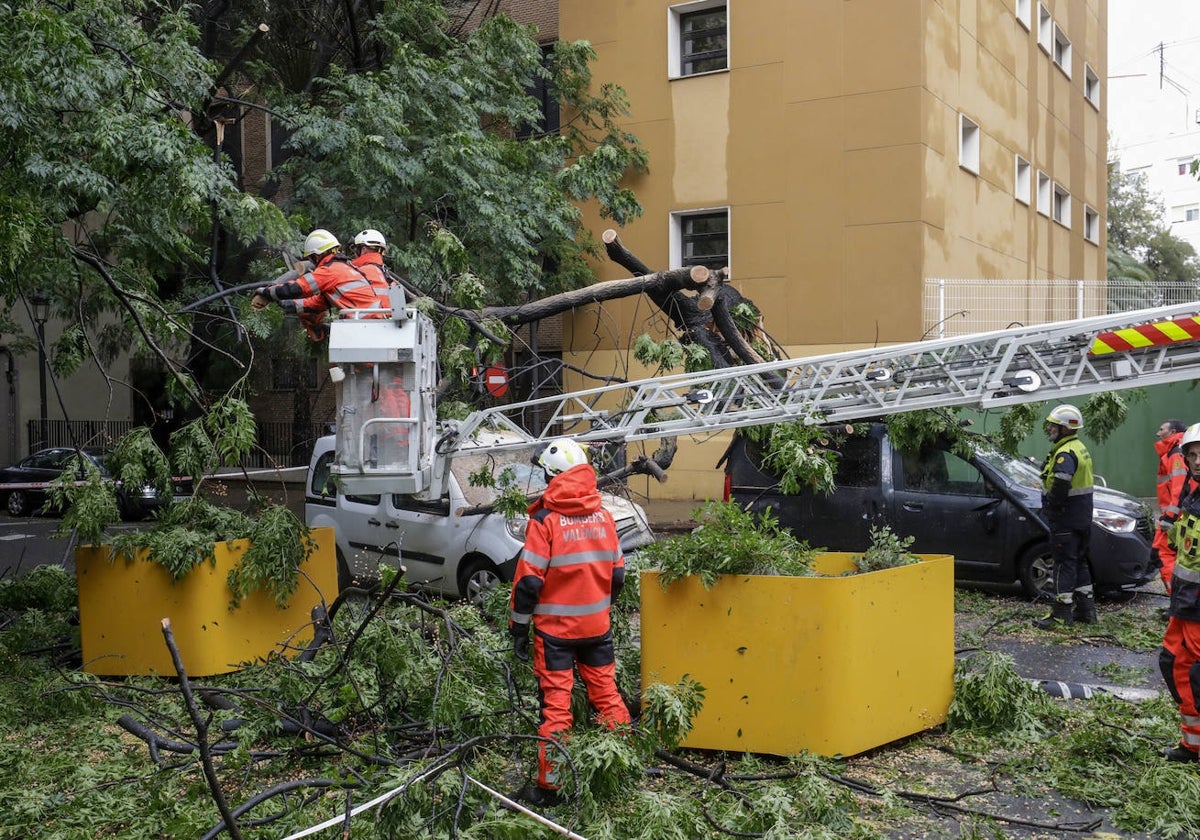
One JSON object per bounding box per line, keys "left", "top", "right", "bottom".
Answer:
{"left": 326, "top": 295, "right": 1200, "bottom": 500}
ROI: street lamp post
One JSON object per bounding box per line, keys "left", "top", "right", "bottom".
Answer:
{"left": 31, "top": 292, "right": 50, "bottom": 447}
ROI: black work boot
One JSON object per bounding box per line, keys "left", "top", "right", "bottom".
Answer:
{"left": 1072, "top": 592, "right": 1098, "bottom": 624}
{"left": 1164, "top": 744, "right": 1199, "bottom": 763}
{"left": 1033, "top": 600, "right": 1075, "bottom": 629}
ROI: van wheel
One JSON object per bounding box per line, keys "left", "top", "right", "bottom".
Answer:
{"left": 457, "top": 556, "right": 502, "bottom": 605}
{"left": 1018, "top": 544, "right": 1055, "bottom": 600}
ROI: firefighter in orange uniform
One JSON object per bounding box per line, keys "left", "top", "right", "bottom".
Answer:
{"left": 351, "top": 228, "right": 390, "bottom": 289}
{"left": 1154, "top": 419, "right": 1189, "bottom": 591}
{"left": 251, "top": 229, "right": 389, "bottom": 341}
{"left": 1161, "top": 422, "right": 1200, "bottom": 762}
{"left": 509, "top": 438, "right": 631, "bottom": 806}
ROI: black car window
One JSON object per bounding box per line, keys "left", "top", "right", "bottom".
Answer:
{"left": 391, "top": 495, "right": 451, "bottom": 517}
{"left": 346, "top": 494, "right": 382, "bottom": 505}
{"left": 834, "top": 436, "right": 880, "bottom": 488}
{"left": 900, "top": 447, "right": 986, "bottom": 496}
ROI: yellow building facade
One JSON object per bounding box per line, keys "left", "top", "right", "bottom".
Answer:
{"left": 541, "top": 0, "right": 1108, "bottom": 503}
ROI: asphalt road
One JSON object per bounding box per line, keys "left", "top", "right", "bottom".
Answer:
{"left": 0, "top": 513, "right": 149, "bottom": 579}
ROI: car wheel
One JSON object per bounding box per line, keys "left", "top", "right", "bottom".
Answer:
{"left": 5, "top": 490, "right": 30, "bottom": 517}
{"left": 1018, "top": 543, "right": 1055, "bottom": 600}
{"left": 457, "top": 556, "right": 503, "bottom": 605}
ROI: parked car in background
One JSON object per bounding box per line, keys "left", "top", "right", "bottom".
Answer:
{"left": 306, "top": 435, "right": 656, "bottom": 601}
{"left": 0, "top": 447, "right": 189, "bottom": 520}
{"left": 723, "top": 423, "right": 1155, "bottom": 599}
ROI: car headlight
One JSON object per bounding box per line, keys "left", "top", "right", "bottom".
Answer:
{"left": 506, "top": 517, "right": 528, "bottom": 541}
{"left": 1093, "top": 508, "right": 1136, "bottom": 534}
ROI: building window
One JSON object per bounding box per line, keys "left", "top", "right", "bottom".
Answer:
{"left": 1052, "top": 183, "right": 1071, "bottom": 227}
{"left": 1178, "top": 159, "right": 1196, "bottom": 176}
{"left": 669, "top": 1, "right": 728, "bottom": 79}
{"left": 1052, "top": 24, "right": 1072, "bottom": 77}
{"left": 959, "top": 114, "right": 980, "bottom": 174}
{"left": 517, "top": 44, "right": 561, "bottom": 138}
{"left": 1015, "top": 155, "right": 1031, "bottom": 204}
{"left": 1036, "top": 171, "right": 1051, "bottom": 216}
{"left": 671, "top": 208, "right": 730, "bottom": 271}
{"left": 271, "top": 357, "right": 319, "bottom": 391}
{"left": 1177, "top": 204, "right": 1200, "bottom": 222}
{"left": 1016, "top": 0, "right": 1032, "bottom": 30}
{"left": 1037, "top": 4, "right": 1052, "bottom": 53}
{"left": 1084, "top": 64, "right": 1100, "bottom": 108}
{"left": 1083, "top": 205, "right": 1100, "bottom": 243}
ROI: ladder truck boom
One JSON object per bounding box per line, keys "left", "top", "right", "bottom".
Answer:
{"left": 327, "top": 297, "right": 1200, "bottom": 499}
{"left": 445, "top": 300, "right": 1200, "bottom": 452}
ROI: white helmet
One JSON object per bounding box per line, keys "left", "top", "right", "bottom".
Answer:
{"left": 533, "top": 438, "right": 589, "bottom": 478}
{"left": 354, "top": 229, "right": 387, "bottom": 252}
{"left": 1181, "top": 422, "right": 1200, "bottom": 455}
{"left": 1046, "top": 404, "right": 1083, "bottom": 431}
{"left": 302, "top": 228, "right": 340, "bottom": 259}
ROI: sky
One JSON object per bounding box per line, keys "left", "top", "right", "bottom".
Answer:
{"left": 1108, "top": 0, "right": 1200, "bottom": 152}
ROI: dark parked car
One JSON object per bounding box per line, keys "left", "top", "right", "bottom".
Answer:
{"left": 0, "top": 447, "right": 189, "bottom": 520}
{"left": 723, "top": 423, "right": 1156, "bottom": 599}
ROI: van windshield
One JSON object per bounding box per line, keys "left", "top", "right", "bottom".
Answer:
{"left": 452, "top": 446, "right": 548, "bottom": 507}
{"left": 975, "top": 444, "right": 1044, "bottom": 492}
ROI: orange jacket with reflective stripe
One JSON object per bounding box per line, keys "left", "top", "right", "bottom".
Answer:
{"left": 509, "top": 464, "right": 625, "bottom": 641}
{"left": 266, "top": 252, "right": 389, "bottom": 321}
{"left": 1156, "top": 432, "right": 1189, "bottom": 550}
{"left": 352, "top": 251, "right": 389, "bottom": 292}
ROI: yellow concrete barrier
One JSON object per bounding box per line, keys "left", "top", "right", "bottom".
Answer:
{"left": 77, "top": 527, "right": 338, "bottom": 677}
{"left": 639, "top": 553, "right": 954, "bottom": 757}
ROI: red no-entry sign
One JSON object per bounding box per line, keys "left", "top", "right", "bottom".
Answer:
{"left": 484, "top": 365, "right": 509, "bottom": 398}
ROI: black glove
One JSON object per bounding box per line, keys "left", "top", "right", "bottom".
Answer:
{"left": 511, "top": 623, "right": 529, "bottom": 661}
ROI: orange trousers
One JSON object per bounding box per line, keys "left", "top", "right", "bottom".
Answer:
{"left": 532, "top": 630, "right": 630, "bottom": 789}
{"left": 1160, "top": 617, "right": 1200, "bottom": 757}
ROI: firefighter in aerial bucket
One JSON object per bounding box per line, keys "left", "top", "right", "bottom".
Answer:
{"left": 508, "top": 438, "right": 631, "bottom": 805}
{"left": 251, "top": 229, "right": 390, "bottom": 341}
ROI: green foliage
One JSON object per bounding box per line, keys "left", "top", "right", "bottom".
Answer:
{"left": 48, "top": 453, "right": 121, "bottom": 546}
{"left": 992, "top": 392, "right": 1138, "bottom": 452}
{"left": 853, "top": 525, "right": 918, "bottom": 573}
{"left": 640, "top": 501, "right": 817, "bottom": 589}
{"left": 562, "top": 727, "right": 645, "bottom": 811}
{"left": 743, "top": 422, "right": 844, "bottom": 496}
{"left": 108, "top": 427, "right": 173, "bottom": 497}
{"left": 227, "top": 505, "right": 316, "bottom": 609}
{"left": 465, "top": 465, "right": 529, "bottom": 518}
{"left": 0, "top": 566, "right": 77, "bottom": 613}
{"left": 948, "top": 651, "right": 1055, "bottom": 734}
{"left": 633, "top": 334, "right": 686, "bottom": 372}
{"left": 275, "top": 4, "right": 644, "bottom": 304}
{"left": 886, "top": 410, "right": 974, "bottom": 460}
{"left": 639, "top": 675, "right": 706, "bottom": 751}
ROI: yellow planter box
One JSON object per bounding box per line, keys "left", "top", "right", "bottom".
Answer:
{"left": 639, "top": 553, "right": 954, "bottom": 757}
{"left": 76, "top": 526, "right": 339, "bottom": 677}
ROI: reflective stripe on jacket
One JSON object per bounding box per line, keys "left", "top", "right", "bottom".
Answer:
{"left": 268, "top": 253, "right": 389, "bottom": 319}
{"left": 510, "top": 464, "right": 625, "bottom": 640}
{"left": 1157, "top": 432, "right": 1188, "bottom": 522}
{"left": 1168, "top": 489, "right": 1200, "bottom": 620}
{"left": 352, "top": 251, "right": 389, "bottom": 293}
{"left": 1040, "top": 434, "right": 1093, "bottom": 530}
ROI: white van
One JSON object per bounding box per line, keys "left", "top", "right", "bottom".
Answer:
{"left": 305, "top": 435, "right": 656, "bottom": 601}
